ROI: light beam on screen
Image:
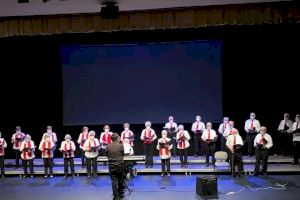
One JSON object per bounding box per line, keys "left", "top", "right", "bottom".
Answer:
{"left": 61, "top": 40, "right": 222, "bottom": 125}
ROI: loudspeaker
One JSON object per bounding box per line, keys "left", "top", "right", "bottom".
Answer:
{"left": 196, "top": 175, "right": 218, "bottom": 199}
{"left": 100, "top": 2, "right": 119, "bottom": 19}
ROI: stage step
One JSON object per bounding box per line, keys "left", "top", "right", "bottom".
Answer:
{"left": 3, "top": 155, "right": 293, "bottom": 166}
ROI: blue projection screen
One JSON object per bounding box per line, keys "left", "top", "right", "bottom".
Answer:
{"left": 61, "top": 40, "right": 222, "bottom": 125}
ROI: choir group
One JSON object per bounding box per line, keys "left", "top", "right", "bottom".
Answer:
{"left": 0, "top": 112, "right": 299, "bottom": 178}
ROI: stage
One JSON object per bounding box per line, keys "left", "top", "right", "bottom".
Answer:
{"left": 0, "top": 175, "right": 299, "bottom": 200}
{"left": 2, "top": 155, "right": 300, "bottom": 176}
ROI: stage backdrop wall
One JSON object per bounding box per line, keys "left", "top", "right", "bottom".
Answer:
{"left": 0, "top": 24, "right": 299, "bottom": 158}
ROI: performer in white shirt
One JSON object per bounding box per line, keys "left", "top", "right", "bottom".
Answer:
{"left": 244, "top": 113, "right": 261, "bottom": 157}
{"left": 60, "top": 134, "right": 76, "bottom": 178}
{"left": 164, "top": 116, "right": 178, "bottom": 157}
{"left": 20, "top": 134, "right": 35, "bottom": 178}
{"left": 226, "top": 128, "right": 244, "bottom": 177}
{"left": 140, "top": 121, "right": 157, "bottom": 168}
{"left": 253, "top": 126, "right": 273, "bottom": 176}
{"left": 176, "top": 125, "right": 191, "bottom": 168}
{"left": 39, "top": 134, "right": 55, "bottom": 178}
{"left": 277, "top": 113, "right": 293, "bottom": 156}
{"left": 218, "top": 117, "right": 230, "bottom": 151}
{"left": 157, "top": 130, "right": 172, "bottom": 177}
{"left": 11, "top": 126, "right": 25, "bottom": 168}
{"left": 83, "top": 131, "right": 100, "bottom": 178}
{"left": 123, "top": 138, "right": 134, "bottom": 156}
{"left": 291, "top": 114, "right": 300, "bottom": 165}
{"left": 42, "top": 125, "right": 58, "bottom": 144}
{"left": 0, "top": 131, "right": 8, "bottom": 178}
{"left": 202, "top": 122, "right": 218, "bottom": 167}
{"left": 100, "top": 125, "right": 113, "bottom": 152}
{"left": 77, "top": 126, "right": 89, "bottom": 168}
{"left": 120, "top": 123, "right": 134, "bottom": 147}
{"left": 191, "top": 115, "right": 205, "bottom": 157}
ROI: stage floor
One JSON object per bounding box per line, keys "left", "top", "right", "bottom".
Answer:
{"left": 0, "top": 175, "right": 300, "bottom": 200}
{"left": 2, "top": 155, "right": 300, "bottom": 176}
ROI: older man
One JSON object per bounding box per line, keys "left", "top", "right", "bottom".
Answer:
{"left": 253, "top": 126, "right": 273, "bottom": 176}
{"left": 244, "top": 112, "right": 261, "bottom": 156}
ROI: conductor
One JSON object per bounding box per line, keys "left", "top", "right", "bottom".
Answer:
{"left": 106, "top": 133, "right": 125, "bottom": 200}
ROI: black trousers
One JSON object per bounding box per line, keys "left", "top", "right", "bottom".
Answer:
{"left": 109, "top": 163, "right": 125, "bottom": 199}
{"left": 246, "top": 134, "right": 256, "bottom": 155}
{"left": 194, "top": 134, "right": 202, "bottom": 156}
{"left": 254, "top": 148, "right": 269, "bottom": 174}
{"left": 203, "top": 142, "right": 216, "bottom": 164}
{"left": 0, "top": 156, "right": 4, "bottom": 174}
{"left": 23, "top": 159, "right": 34, "bottom": 176}
{"left": 43, "top": 158, "right": 53, "bottom": 175}
{"left": 64, "top": 157, "right": 75, "bottom": 176}
{"left": 80, "top": 149, "right": 86, "bottom": 166}
{"left": 178, "top": 148, "right": 188, "bottom": 165}
{"left": 161, "top": 158, "right": 170, "bottom": 173}
{"left": 86, "top": 157, "right": 97, "bottom": 176}
{"left": 15, "top": 149, "right": 20, "bottom": 167}
{"left": 228, "top": 151, "right": 244, "bottom": 174}
{"left": 220, "top": 136, "right": 226, "bottom": 151}
{"left": 293, "top": 141, "right": 300, "bottom": 164}
{"left": 143, "top": 143, "right": 153, "bottom": 166}
{"left": 170, "top": 137, "right": 177, "bottom": 156}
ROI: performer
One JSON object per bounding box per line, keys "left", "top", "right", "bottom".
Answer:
{"left": 291, "top": 114, "right": 300, "bottom": 165}
{"left": 123, "top": 138, "right": 134, "bottom": 156}
{"left": 244, "top": 112, "right": 261, "bottom": 156}
{"left": 120, "top": 123, "right": 134, "bottom": 147}
{"left": 60, "top": 134, "right": 76, "bottom": 178}
{"left": 202, "top": 122, "right": 218, "bottom": 167}
{"left": 100, "top": 125, "right": 113, "bottom": 154}
{"left": 176, "top": 125, "right": 191, "bottom": 168}
{"left": 277, "top": 113, "right": 293, "bottom": 156}
{"left": 83, "top": 131, "right": 100, "bottom": 178}
{"left": 253, "top": 126, "right": 273, "bottom": 176}
{"left": 39, "top": 134, "right": 55, "bottom": 178}
{"left": 77, "top": 126, "right": 89, "bottom": 168}
{"left": 218, "top": 117, "right": 230, "bottom": 151}
{"left": 106, "top": 133, "right": 125, "bottom": 200}
{"left": 42, "top": 126, "right": 58, "bottom": 144}
{"left": 226, "top": 128, "right": 244, "bottom": 177}
{"left": 11, "top": 126, "right": 25, "bottom": 168}
{"left": 140, "top": 121, "right": 157, "bottom": 168}
{"left": 164, "top": 116, "right": 178, "bottom": 157}
{"left": 0, "top": 131, "right": 8, "bottom": 178}
{"left": 191, "top": 115, "right": 205, "bottom": 157}
{"left": 20, "top": 134, "right": 35, "bottom": 178}
{"left": 157, "top": 130, "right": 173, "bottom": 177}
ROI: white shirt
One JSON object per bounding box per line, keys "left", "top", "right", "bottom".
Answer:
{"left": 20, "top": 140, "right": 35, "bottom": 160}
{"left": 201, "top": 129, "right": 217, "bottom": 141}
{"left": 123, "top": 143, "right": 134, "bottom": 155}
{"left": 191, "top": 121, "right": 205, "bottom": 133}
{"left": 60, "top": 141, "right": 76, "bottom": 158}
{"left": 254, "top": 133, "right": 273, "bottom": 149}
{"left": 176, "top": 130, "right": 191, "bottom": 149}
{"left": 218, "top": 123, "right": 230, "bottom": 135}
{"left": 244, "top": 119, "right": 261, "bottom": 133}
{"left": 77, "top": 132, "right": 89, "bottom": 149}
{"left": 39, "top": 139, "right": 55, "bottom": 158}
{"left": 11, "top": 132, "right": 26, "bottom": 150}
{"left": 140, "top": 128, "right": 157, "bottom": 143}
{"left": 226, "top": 134, "right": 244, "bottom": 149}
{"left": 83, "top": 138, "right": 100, "bottom": 158}
{"left": 156, "top": 138, "right": 173, "bottom": 159}
{"left": 164, "top": 122, "right": 178, "bottom": 132}
{"left": 0, "top": 138, "right": 8, "bottom": 156}
{"left": 121, "top": 130, "right": 134, "bottom": 146}
{"left": 278, "top": 119, "right": 293, "bottom": 131}
{"left": 42, "top": 132, "right": 58, "bottom": 143}
{"left": 292, "top": 122, "right": 300, "bottom": 142}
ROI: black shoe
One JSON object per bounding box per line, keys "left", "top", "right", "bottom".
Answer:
{"left": 249, "top": 155, "right": 253, "bottom": 157}
{"left": 253, "top": 173, "right": 259, "bottom": 176}
{"left": 180, "top": 164, "right": 184, "bottom": 168}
